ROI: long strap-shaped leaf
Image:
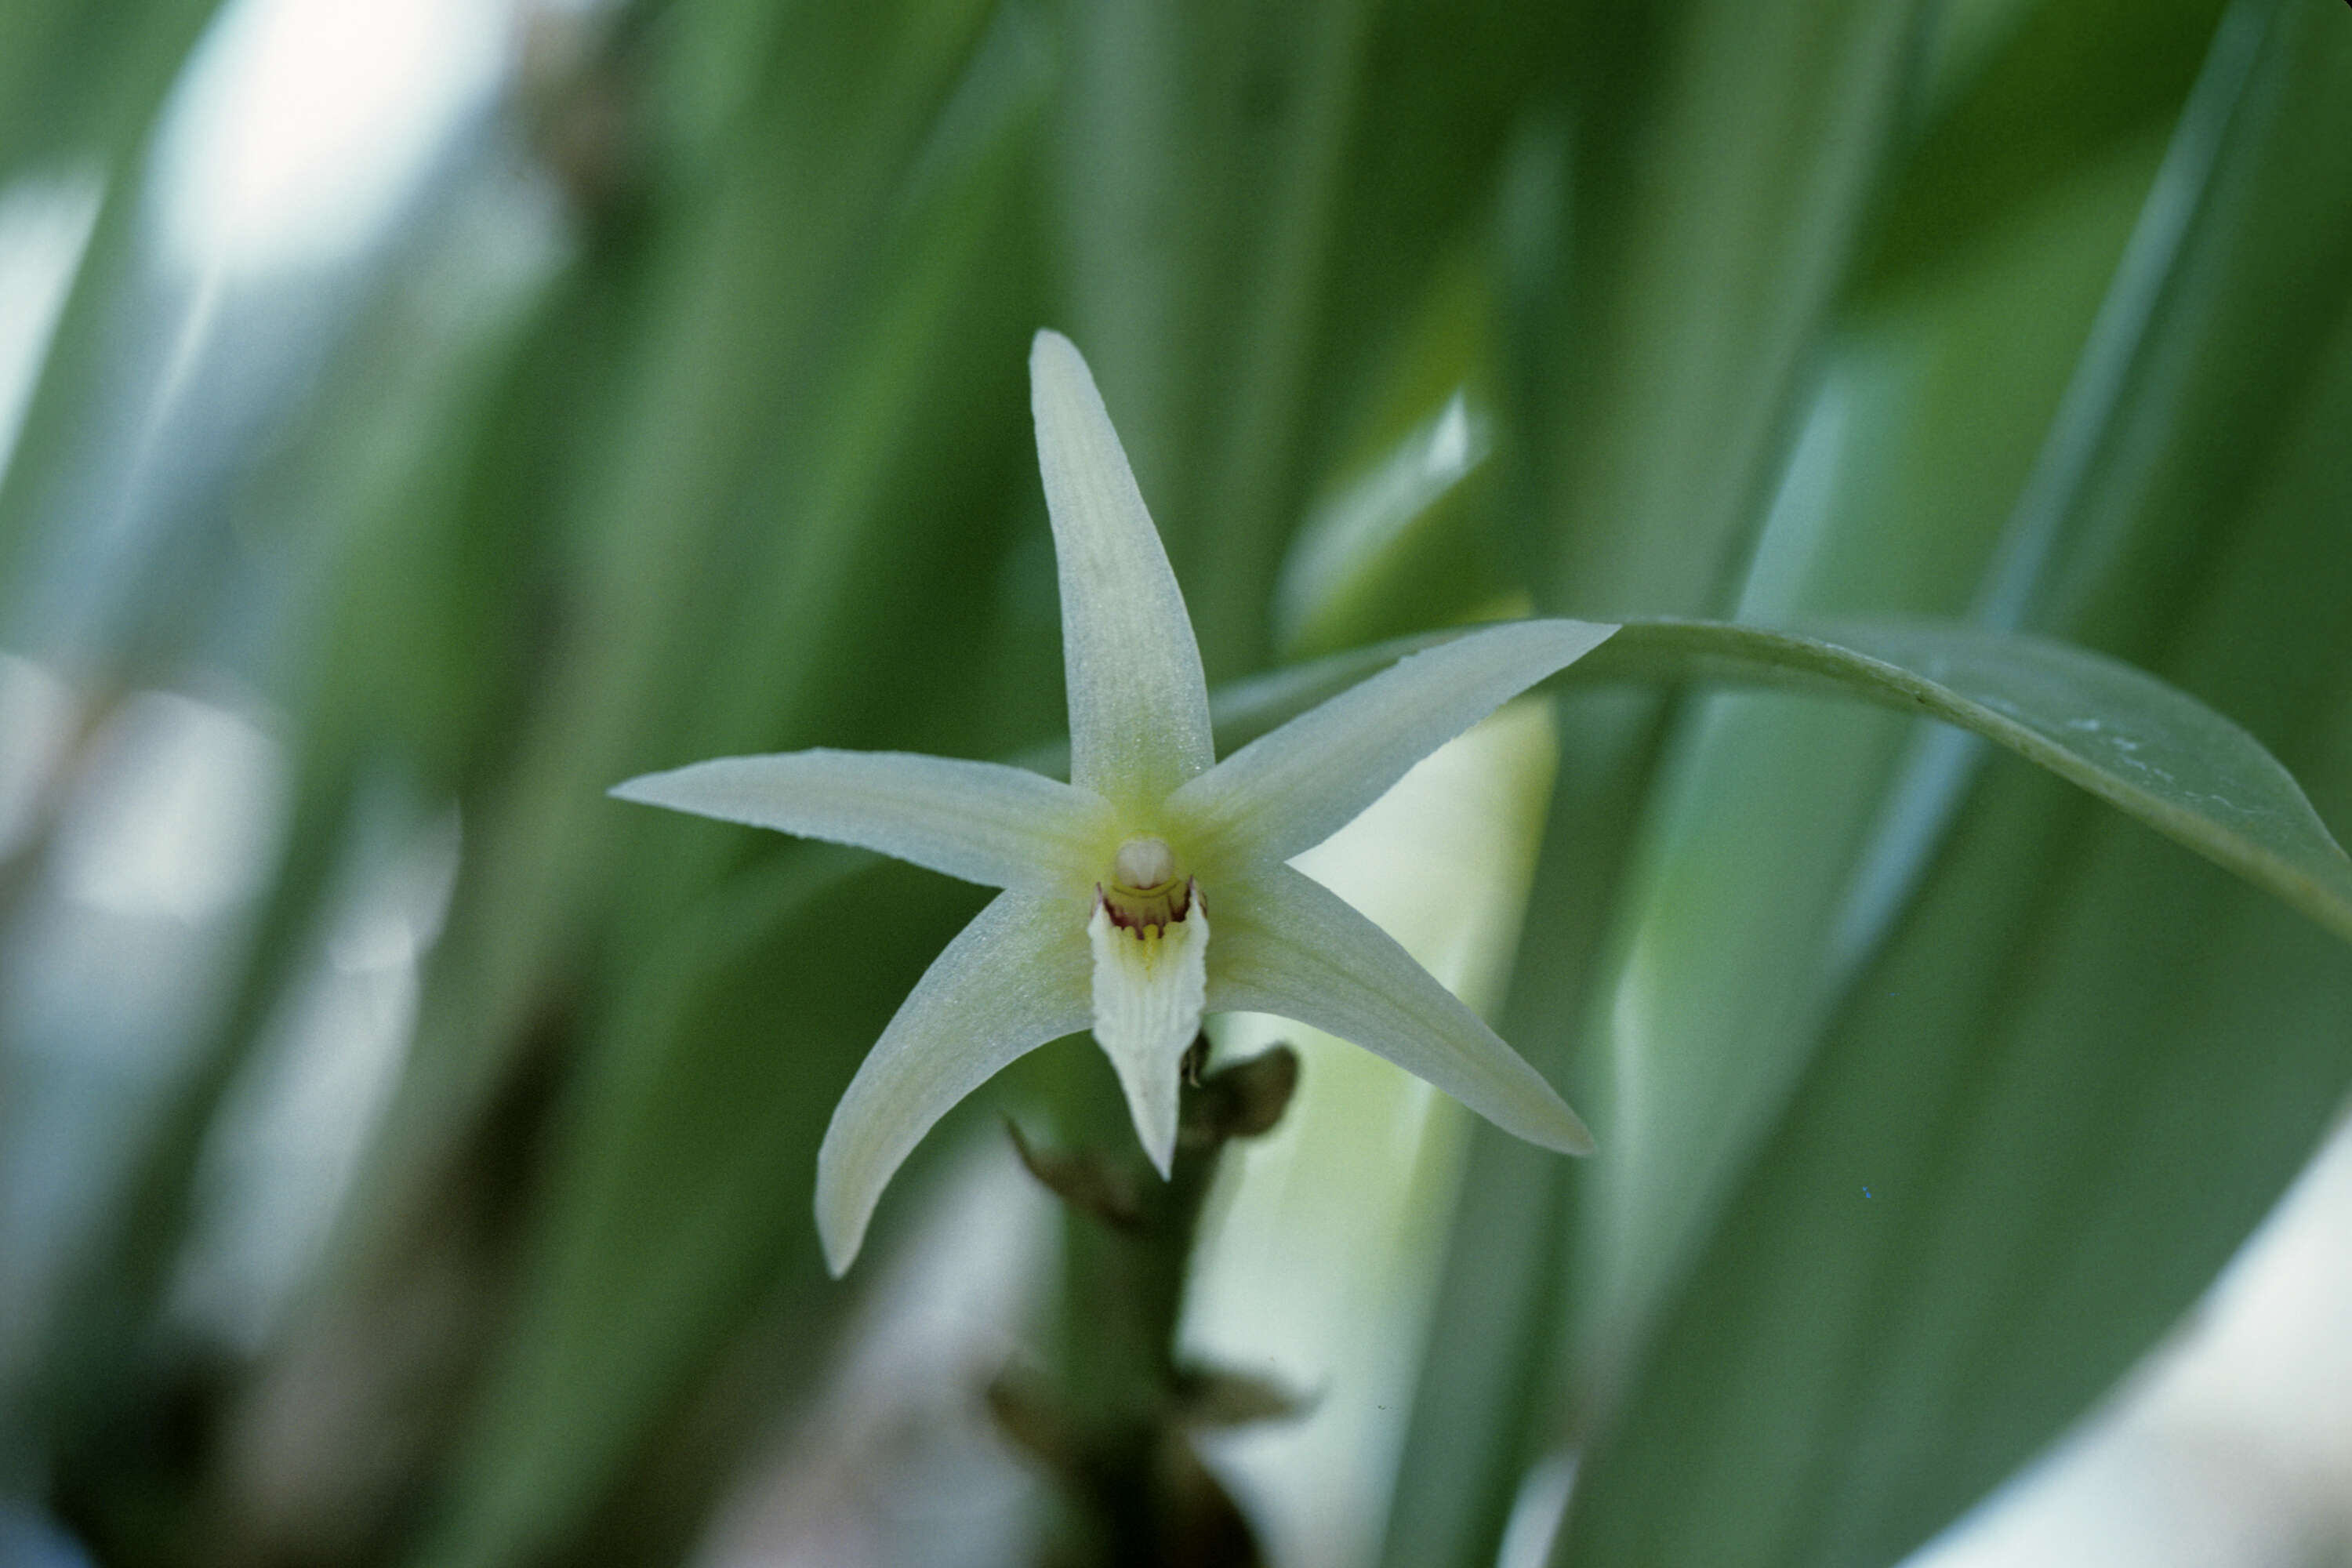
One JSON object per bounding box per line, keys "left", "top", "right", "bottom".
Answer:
{"left": 1206, "top": 617, "right": 2352, "bottom": 947}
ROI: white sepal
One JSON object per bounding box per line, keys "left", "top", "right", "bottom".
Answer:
{"left": 612, "top": 749, "right": 1112, "bottom": 895}
{"left": 815, "top": 891, "right": 1093, "bottom": 1275}
{"left": 1030, "top": 329, "right": 1215, "bottom": 810}
{"left": 1086, "top": 884, "right": 1209, "bottom": 1175}
{"left": 1167, "top": 619, "right": 1617, "bottom": 869}
{"left": 1206, "top": 865, "right": 1592, "bottom": 1156}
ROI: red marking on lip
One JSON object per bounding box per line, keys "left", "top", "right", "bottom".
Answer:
{"left": 1096, "top": 876, "right": 1196, "bottom": 935}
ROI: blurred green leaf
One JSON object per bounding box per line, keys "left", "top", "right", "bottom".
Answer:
{"left": 1857, "top": 0, "right": 2230, "bottom": 296}
{"left": 1300, "top": 0, "right": 1570, "bottom": 440}
{"left": 1557, "top": 121, "right": 2161, "bottom": 1373}
{"left": 1273, "top": 302, "right": 1504, "bottom": 662}
{"left": 419, "top": 850, "right": 989, "bottom": 1568}
{"left": 18, "top": 125, "right": 572, "bottom": 1508}
{"left": 352, "top": 0, "right": 1023, "bottom": 1239}
{"left": 1386, "top": 0, "right": 1932, "bottom": 1554}
{"left": 0, "top": 0, "right": 239, "bottom": 649}
{"left": 1054, "top": 0, "right": 1385, "bottom": 678}
{"left": 0, "top": 0, "right": 223, "bottom": 172}
{"left": 1515, "top": 0, "right": 1928, "bottom": 616}
{"left": 1558, "top": 1, "right": 2352, "bottom": 1559}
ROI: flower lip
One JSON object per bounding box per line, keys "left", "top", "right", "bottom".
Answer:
{"left": 1098, "top": 834, "right": 1194, "bottom": 935}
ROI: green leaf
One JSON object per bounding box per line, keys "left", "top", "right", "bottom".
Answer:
{"left": 1578, "top": 619, "right": 2352, "bottom": 947}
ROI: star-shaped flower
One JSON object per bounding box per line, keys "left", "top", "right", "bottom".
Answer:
{"left": 613, "top": 331, "right": 1613, "bottom": 1274}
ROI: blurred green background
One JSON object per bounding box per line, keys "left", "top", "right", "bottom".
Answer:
{"left": 1, "top": 0, "right": 2350, "bottom": 1564}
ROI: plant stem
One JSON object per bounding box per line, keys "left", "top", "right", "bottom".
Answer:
{"left": 993, "top": 1039, "right": 1301, "bottom": 1568}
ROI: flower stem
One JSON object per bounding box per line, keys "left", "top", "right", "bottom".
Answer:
{"left": 993, "top": 1039, "right": 1301, "bottom": 1568}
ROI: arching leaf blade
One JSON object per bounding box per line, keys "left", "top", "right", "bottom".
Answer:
{"left": 1577, "top": 618, "right": 2352, "bottom": 948}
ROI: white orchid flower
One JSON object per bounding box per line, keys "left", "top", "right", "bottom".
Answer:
{"left": 613, "top": 331, "right": 1614, "bottom": 1274}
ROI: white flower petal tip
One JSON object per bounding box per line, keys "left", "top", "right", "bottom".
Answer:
{"left": 1541, "top": 1102, "right": 1598, "bottom": 1159}
{"left": 811, "top": 891, "right": 1094, "bottom": 1276}
{"left": 1087, "top": 882, "right": 1209, "bottom": 1176}
{"left": 1203, "top": 866, "right": 1594, "bottom": 1162}
{"left": 814, "top": 1174, "right": 859, "bottom": 1279}
{"left": 1029, "top": 329, "right": 1214, "bottom": 808}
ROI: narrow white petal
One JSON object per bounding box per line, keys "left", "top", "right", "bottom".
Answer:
{"left": 1030, "top": 329, "right": 1214, "bottom": 809}
{"left": 612, "top": 750, "right": 1111, "bottom": 894}
{"left": 1166, "top": 619, "right": 1617, "bottom": 868}
{"left": 1087, "top": 892, "right": 1209, "bottom": 1175}
{"left": 1205, "top": 866, "right": 1592, "bottom": 1155}
{"left": 815, "top": 891, "right": 1093, "bottom": 1274}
